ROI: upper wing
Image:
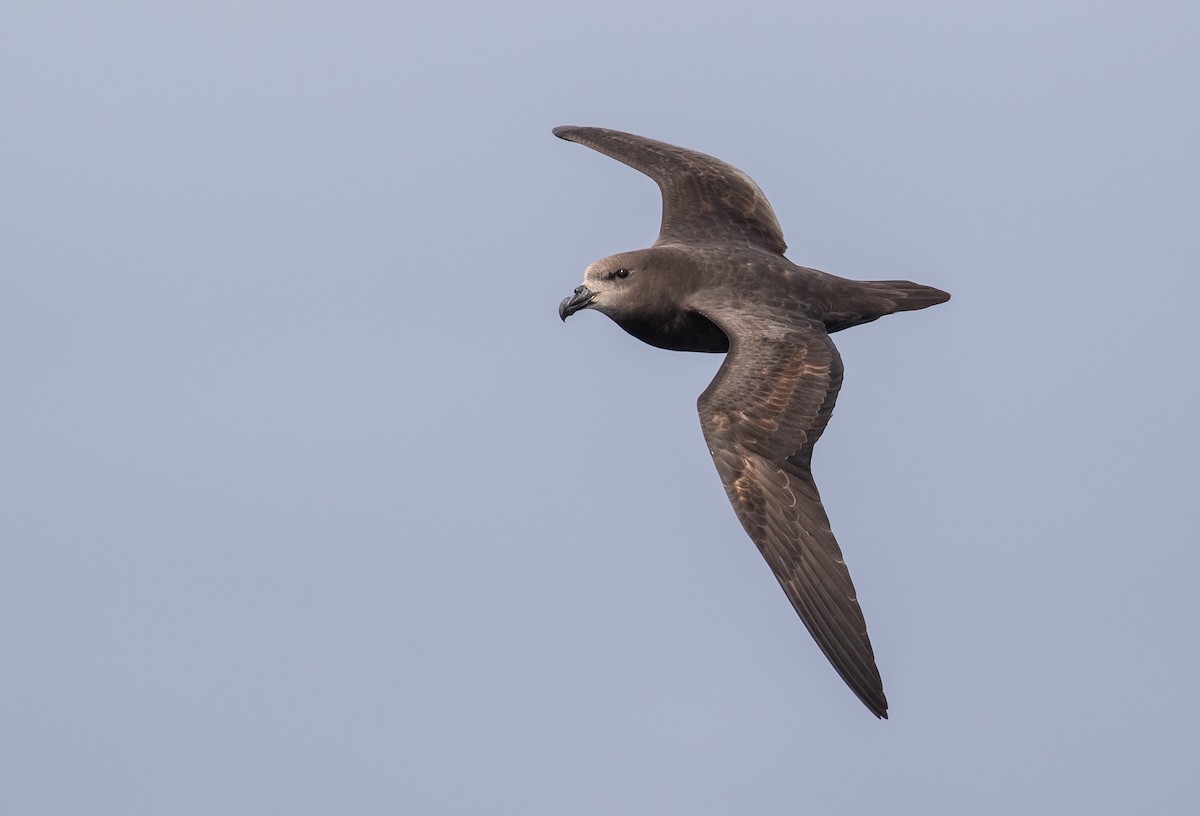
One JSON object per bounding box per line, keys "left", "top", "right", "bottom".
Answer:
{"left": 694, "top": 308, "right": 888, "bottom": 718}
{"left": 553, "top": 126, "right": 788, "bottom": 255}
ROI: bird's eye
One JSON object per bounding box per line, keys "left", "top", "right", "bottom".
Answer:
{"left": 614, "top": 268, "right": 631, "bottom": 280}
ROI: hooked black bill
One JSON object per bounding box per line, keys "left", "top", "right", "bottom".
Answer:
{"left": 558, "top": 285, "right": 597, "bottom": 321}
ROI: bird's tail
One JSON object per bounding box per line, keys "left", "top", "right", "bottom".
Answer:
{"left": 824, "top": 279, "right": 951, "bottom": 333}
{"left": 869, "top": 279, "right": 952, "bottom": 313}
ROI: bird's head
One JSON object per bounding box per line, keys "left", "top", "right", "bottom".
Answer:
{"left": 558, "top": 249, "right": 665, "bottom": 322}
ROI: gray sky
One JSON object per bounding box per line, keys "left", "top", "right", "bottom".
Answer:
{"left": 3, "top": 1, "right": 1198, "bottom": 813}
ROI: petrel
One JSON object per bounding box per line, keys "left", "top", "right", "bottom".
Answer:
{"left": 556, "top": 124, "right": 950, "bottom": 715}
{"left": 555, "top": 126, "right": 949, "bottom": 719}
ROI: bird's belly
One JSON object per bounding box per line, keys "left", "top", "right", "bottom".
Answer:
{"left": 617, "top": 310, "right": 730, "bottom": 353}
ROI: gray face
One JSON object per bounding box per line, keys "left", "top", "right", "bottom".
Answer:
{"left": 558, "top": 251, "right": 650, "bottom": 322}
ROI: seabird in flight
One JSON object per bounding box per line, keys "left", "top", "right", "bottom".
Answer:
{"left": 555, "top": 126, "right": 949, "bottom": 718}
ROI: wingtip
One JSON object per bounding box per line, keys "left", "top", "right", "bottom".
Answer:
{"left": 860, "top": 697, "right": 888, "bottom": 719}
{"left": 552, "top": 125, "right": 585, "bottom": 141}
{"left": 861, "top": 695, "right": 889, "bottom": 719}
{"left": 852, "top": 682, "right": 889, "bottom": 719}
{"left": 869, "top": 689, "right": 890, "bottom": 719}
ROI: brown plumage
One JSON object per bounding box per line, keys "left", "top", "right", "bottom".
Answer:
{"left": 555, "top": 126, "right": 949, "bottom": 718}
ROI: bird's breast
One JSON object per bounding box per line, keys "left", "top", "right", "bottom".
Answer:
{"left": 614, "top": 308, "right": 730, "bottom": 353}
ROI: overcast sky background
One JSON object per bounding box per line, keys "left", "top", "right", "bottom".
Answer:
{"left": 3, "top": 2, "right": 1198, "bottom": 813}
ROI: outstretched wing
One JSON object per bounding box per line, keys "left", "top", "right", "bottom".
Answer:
{"left": 695, "top": 308, "right": 888, "bottom": 718}
{"left": 553, "top": 126, "right": 788, "bottom": 255}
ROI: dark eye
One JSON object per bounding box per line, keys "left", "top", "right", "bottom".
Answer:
{"left": 614, "top": 268, "right": 631, "bottom": 280}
